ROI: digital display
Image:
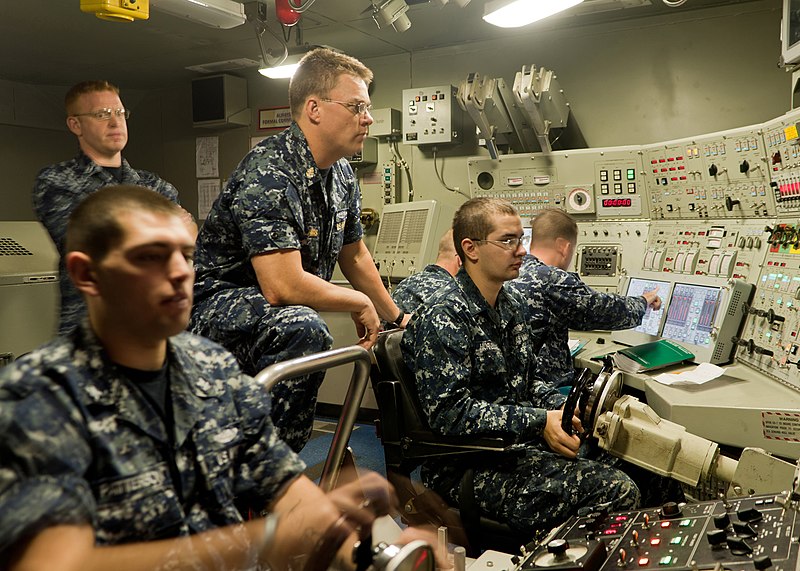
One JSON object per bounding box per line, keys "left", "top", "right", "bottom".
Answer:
{"left": 602, "top": 198, "right": 632, "bottom": 208}
{"left": 625, "top": 278, "right": 671, "bottom": 336}
{"left": 661, "top": 283, "right": 721, "bottom": 348}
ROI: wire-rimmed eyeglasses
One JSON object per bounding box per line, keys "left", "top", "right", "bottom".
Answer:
{"left": 470, "top": 236, "right": 531, "bottom": 250}
{"left": 71, "top": 108, "right": 130, "bottom": 121}
{"left": 320, "top": 99, "right": 373, "bottom": 116}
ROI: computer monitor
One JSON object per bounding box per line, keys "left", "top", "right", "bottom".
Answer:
{"left": 522, "top": 227, "right": 532, "bottom": 254}
{"left": 611, "top": 276, "right": 672, "bottom": 347}
{"left": 625, "top": 277, "right": 671, "bottom": 336}
{"left": 782, "top": 0, "right": 800, "bottom": 66}
{"left": 661, "top": 283, "right": 721, "bottom": 349}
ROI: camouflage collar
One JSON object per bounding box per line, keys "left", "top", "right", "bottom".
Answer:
{"left": 74, "top": 150, "right": 134, "bottom": 179}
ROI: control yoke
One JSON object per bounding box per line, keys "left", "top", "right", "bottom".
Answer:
{"left": 564, "top": 364, "right": 796, "bottom": 497}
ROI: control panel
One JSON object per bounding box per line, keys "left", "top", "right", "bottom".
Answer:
{"left": 642, "top": 125, "right": 773, "bottom": 220}
{"left": 467, "top": 147, "right": 646, "bottom": 219}
{"left": 735, "top": 217, "right": 800, "bottom": 390}
{"left": 762, "top": 108, "right": 800, "bottom": 216}
{"left": 575, "top": 221, "right": 650, "bottom": 292}
{"left": 640, "top": 220, "right": 768, "bottom": 283}
{"left": 521, "top": 494, "right": 796, "bottom": 571}
{"left": 401, "top": 85, "right": 462, "bottom": 146}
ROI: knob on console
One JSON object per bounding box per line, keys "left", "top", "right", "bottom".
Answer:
{"left": 707, "top": 529, "right": 727, "bottom": 546}
{"left": 660, "top": 501, "right": 682, "bottom": 519}
{"left": 713, "top": 513, "right": 730, "bottom": 529}
{"left": 737, "top": 507, "right": 763, "bottom": 523}
{"left": 548, "top": 539, "right": 569, "bottom": 557}
{"left": 754, "top": 556, "right": 773, "bottom": 570}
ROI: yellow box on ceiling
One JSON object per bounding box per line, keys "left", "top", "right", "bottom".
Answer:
{"left": 80, "top": 0, "right": 149, "bottom": 22}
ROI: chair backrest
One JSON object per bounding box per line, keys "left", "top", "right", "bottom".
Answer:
{"left": 372, "top": 329, "right": 437, "bottom": 442}
{"left": 371, "top": 329, "right": 513, "bottom": 459}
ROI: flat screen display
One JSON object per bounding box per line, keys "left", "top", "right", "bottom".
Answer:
{"left": 661, "top": 283, "right": 721, "bottom": 348}
{"left": 625, "top": 278, "right": 671, "bottom": 336}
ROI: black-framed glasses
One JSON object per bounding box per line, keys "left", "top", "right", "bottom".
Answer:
{"left": 470, "top": 236, "right": 530, "bottom": 250}
{"left": 72, "top": 108, "right": 130, "bottom": 121}
{"left": 320, "top": 98, "right": 373, "bottom": 116}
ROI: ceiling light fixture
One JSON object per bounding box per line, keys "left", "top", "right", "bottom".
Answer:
{"left": 150, "top": 0, "right": 246, "bottom": 29}
{"left": 371, "top": 0, "right": 412, "bottom": 32}
{"left": 259, "top": 50, "right": 305, "bottom": 78}
{"left": 483, "top": 0, "right": 584, "bottom": 28}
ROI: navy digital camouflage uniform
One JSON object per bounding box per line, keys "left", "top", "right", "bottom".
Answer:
{"left": 510, "top": 254, "right": 647, "bottom": 387}
{"left": 390, "top": 264, "right": 454, "bottom": 315}
{"left": 400, "top": 268, "right": 640, "bottom": 536}
{"left": 0, "top": 321, "right": 304, "bottom": 559}
{"left": 33, "top": 151, "right": 179, "bottom": 334}
{"left": 191, "top": 122, "right": 363, "bottom": 453}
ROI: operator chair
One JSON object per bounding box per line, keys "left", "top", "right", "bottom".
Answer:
{"left": 370, "top": 329, "right": 532, "bottom": 556}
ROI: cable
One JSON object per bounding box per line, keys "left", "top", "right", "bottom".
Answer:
{"left": 390, "top": 139, "right": 414, "bottom": 201}
{"left": 432, "top": 147, "right": 470, "bottom": 198}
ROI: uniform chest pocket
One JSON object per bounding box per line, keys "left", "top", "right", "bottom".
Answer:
{"left": 94, "top": 462, "right": 184, "bottom": 544}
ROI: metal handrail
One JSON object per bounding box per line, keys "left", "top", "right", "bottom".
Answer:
{"left": 253, "top": 344, "right": 373, "bottom": 492}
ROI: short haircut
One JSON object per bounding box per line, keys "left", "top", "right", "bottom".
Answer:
{"left": 65, "top": 80, "right": 120, "bottom": 115}
{"left": 452, "top": 197, "right": 518, "bottom": 262}
{"left": 66, "top": 185, "right": 182, "bottom": 262}
{"left": 530, "top": 209, "right": 578, "bottom": 245}
{"left": 288, "top": 48, "right": 373, "bottom": 119}
{"left": 437, "top": 229, "right": 456, "bottom": 258}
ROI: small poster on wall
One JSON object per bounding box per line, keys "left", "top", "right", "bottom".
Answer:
{"left": 259, "top": 107, "right": 292, "bottom": 130}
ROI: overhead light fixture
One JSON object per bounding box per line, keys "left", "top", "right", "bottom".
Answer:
{"left": 371, "top": 0, "right": 411, "bottom": 32}
{"left": 259, "top": 51, "right": 305, "bottom": 78}
{"left": 150, "top": 0, "right": 246, "bottom": 29}
{"left": 483, "top": 0, "right": 584, "bottom": 28}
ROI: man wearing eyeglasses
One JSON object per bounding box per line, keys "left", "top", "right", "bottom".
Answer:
{"left": 400, "top": 197, "right": 640, "bottom": 538}
{"left": 510, "top": 209, "right": 661, "bottom": 388}
{"left": 191, "top": 48, "right": 408, "bottom": 453}
{"left": 33, "top": 80, "right": 179, "bottom": 335}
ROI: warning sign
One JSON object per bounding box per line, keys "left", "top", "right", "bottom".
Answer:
{"left": 762, "top": 410, "right": 800, "bottom": 441}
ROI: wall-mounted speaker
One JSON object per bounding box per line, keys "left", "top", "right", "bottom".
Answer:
{"left": 191, "top": 74, "right": 249, "bottom": 129}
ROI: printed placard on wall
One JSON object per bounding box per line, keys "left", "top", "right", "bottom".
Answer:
{"left": 259, "top": 107, "right": 291, "bottom": 130}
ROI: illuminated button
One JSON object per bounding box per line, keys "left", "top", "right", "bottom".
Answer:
{"left": 660, "top": 521, "right": 671, "bottom": 528}
{"left": 615, "top": 516, "right": 629, "bottom": 522}
{"left": 650, "top": 538, "right": 661, "bottom": 546}
{"left": 638, "top": 558, "right": 650, "bottom": 566}
{"left": 679, "top": 520, "right": 691, "bottom": 527}
{"left": 671, "top": 537, "right": 682, "bottom": 545}
{"left": 659, "top": 556, "right": 673, "bottom": 565}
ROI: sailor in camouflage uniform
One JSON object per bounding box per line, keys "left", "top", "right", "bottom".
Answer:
{"left": 1, "top": 186, "right": 415, "bottom": 570}
{"left": 510, "top": 209, "right": 661, "bottom": 387}
{"left": 33, "top": 80, "right": 179, "bottom": 335}
{"left": 401, "top": 198, "right": 640, "bottom": 536}
{"left": 191, "top": 49, "right": 408, "bottom": 453}
{"left": 391, "top": 229, "right": 460, "bottom": 315}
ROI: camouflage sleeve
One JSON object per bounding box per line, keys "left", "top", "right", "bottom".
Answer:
{"left": 230, "top": 168, "right": 302, "bottom": 257}
{"left": 32, "top": 167, "right": 68, "bottom": 254}
{"left": 403, "top": 305, "right": 549, "bottom": 443}
{"left": 0, "top": 373, "right": 97, "bottom": 556}
{"left": 340, "top": 161, "right": 363, "bottom": 246}
{"left": 545, "top": 270, "right": 648, "bottom": 331}
{"left": 225, "top": 369, "right": 306, "bottom": 509}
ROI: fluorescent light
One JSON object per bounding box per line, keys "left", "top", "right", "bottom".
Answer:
{"left": 259, "top": 61, "right": 301, "bottom": 79}
{"left": 483, "top": 0, "right": 584, "bottom": 28}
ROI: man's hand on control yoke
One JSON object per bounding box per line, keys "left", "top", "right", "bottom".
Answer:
{"left": 352, "top": 292, "right": 380, "bottom": 349}
{"left": 543, "top": 409, "right": 581, "bottom": 459}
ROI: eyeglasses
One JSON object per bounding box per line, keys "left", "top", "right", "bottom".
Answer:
{"left": 320, "top": 99, "right": 373, "bottom": 116}
{"left": 72, "top": 108, "right": 130, "bottom": 121}
{"left": 470, "top": 236, "right": 530, "bottom": 250}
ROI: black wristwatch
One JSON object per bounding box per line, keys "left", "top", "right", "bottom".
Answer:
{"left": 391, "top": 310, "right": 405, "bottom": 329}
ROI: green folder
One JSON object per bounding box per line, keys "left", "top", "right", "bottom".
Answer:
{"left": 613, "top": 339, "right": 695, "bottom": 373}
